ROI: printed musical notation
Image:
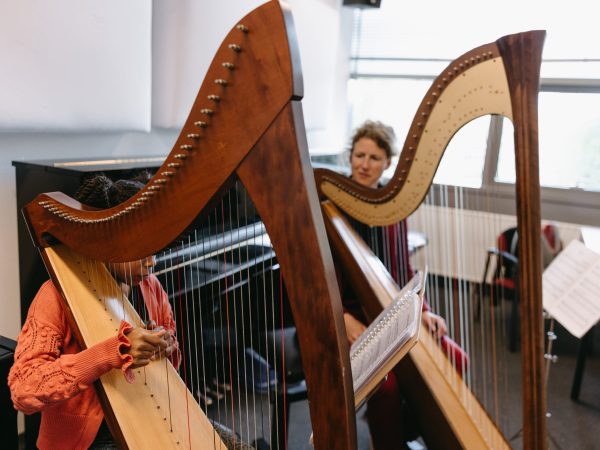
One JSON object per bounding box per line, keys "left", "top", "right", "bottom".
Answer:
{"left": 543, "top": 237, "right": 600, "bottom": 338}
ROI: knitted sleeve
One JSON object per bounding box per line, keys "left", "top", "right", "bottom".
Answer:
{"left": 8, "top": 281, "right": 134, "bottom": 414}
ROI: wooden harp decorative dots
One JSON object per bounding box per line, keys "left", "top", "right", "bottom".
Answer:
{"left": 23, "top": 1, "right": 356, "bottom": 449}
{"left": 315, "top": 31, "right": 547, "bottom": 449}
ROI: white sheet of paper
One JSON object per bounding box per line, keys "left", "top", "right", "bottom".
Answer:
{"left": 543, "top": 239, "right": 600, "bottom": 338}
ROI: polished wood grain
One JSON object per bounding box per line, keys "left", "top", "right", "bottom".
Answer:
{"left": 317, "top": 30, "right": 547, "bottom": 450}
{"left": 23, "top": 1, "right": 357, "bottom": 449}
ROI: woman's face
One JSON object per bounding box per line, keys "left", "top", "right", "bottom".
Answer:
{"left": 109, "top": 255, "right": 157, "bottom": 286}
{"left": 350, "top": 137, "right": 391, "bottom": 188}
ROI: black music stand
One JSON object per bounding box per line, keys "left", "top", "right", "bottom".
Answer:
{"left": 570, "top": 326, "right": 596, "bottom": 401}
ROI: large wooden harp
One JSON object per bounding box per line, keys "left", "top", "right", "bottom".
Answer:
{"left": 22, "top": 1, "right": 356, "bottom": 449}
{"left": 315, "top": 31, "right": 547, "bottom": 449}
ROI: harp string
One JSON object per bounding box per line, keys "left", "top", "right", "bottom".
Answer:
{"left": 411, "top": 140, "right": 528, "bottom": 444}
{"left": 127, "top": 181, "right": 294, "bottom": 448}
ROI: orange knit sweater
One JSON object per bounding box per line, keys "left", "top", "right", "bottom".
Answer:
{"left": 8, "top": 277, "right": 179, "bottom": 450}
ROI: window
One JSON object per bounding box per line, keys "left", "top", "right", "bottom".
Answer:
{"left": 347, "top": 0, "right": 600, "bottom": 200}
{"left": 497, "top": 92, "right": 600, "bottom": 192}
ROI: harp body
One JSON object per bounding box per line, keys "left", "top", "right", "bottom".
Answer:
{"left": 316, "top": 31, "right": 547, "bottom": 449}
{"left": 24, "top": 1, "right": 356, "bottom": 449}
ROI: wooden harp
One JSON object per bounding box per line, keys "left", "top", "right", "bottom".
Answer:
{"left": 23, "top": 1, "right": 356, "bottom": 449}
{"left": 315, "top": 31, "right": 547, "bottom": 449}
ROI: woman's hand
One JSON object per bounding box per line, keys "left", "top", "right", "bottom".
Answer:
{"left": 343, "top": 313, "right": 367, "bottom": 346}
{"left": 124, "top": 326, "right": 167, "bottom": 369}
{"left": 421, "top": 311, "right": 448, "bottom": 339}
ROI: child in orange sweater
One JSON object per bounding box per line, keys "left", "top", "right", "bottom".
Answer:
{"left": 9, "top": 174, "right": 179, "bottom": 450}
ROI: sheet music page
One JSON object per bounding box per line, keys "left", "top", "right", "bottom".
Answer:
{"left": 543, "top": 239, "right": 600, "bottom": 338}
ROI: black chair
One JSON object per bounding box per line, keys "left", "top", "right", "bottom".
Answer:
{"left": 479, "top": 227, "right": 520, "bottom": 352}
{"left": 1, "top": 335, "right": 19, "bottom": 450}
{"left": 254, "top": 327, "right": 307, "bottom": 450}
{"left": 479, "top": 225, "right": 563, "bottom": 352}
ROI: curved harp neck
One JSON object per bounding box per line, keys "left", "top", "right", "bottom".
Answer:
{"left": 24, "top": 1, "right": 301, "bottom": 263}
{"left": 315, "top": 30, "right": 545, "bottom": 227}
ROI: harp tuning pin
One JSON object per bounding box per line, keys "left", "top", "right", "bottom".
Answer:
{"left": 148, "top": 185, "right": 161, "bottom": 191}
{"left": 194, "top": 121, "right": 208, "bottom": 128}
{"left": 236, "top": 24, "right": 249, "bottom": 33}
{"left": 174, "top": 153, "right": 188, "bottom": 160}
{"left": 222, "top": 62, "right": 235, "bottom": 70}
{"left": 214, "top": 79, "right": 228, "bottom": 86}
{"left": 200, "top": 108, "right": 214, "bottom": 116}
{"left": 161, "top": 171, "right": 174, "bottom": 177}
{"left": 228, "top": 43, "right": 242, "bottom": 52}
{"left": 186, "top": 133, "right": 200, "bottom": 140}
{"left": 154, "top": 178, "right": 168, "bottom": 185}
{"left": 168, "top": 162, "right": 182, "bottom": 168}
{"left": 180, "top": 144, "right": 193, "bottom": 151}
{"left": 208, "top": 94, "right": 221, "bottom": 102}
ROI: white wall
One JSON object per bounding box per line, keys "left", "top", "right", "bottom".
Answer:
{"left": 0, "top": 0, "right": 353, "bottom": 340}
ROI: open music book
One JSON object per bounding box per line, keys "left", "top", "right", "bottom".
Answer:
{"left": 350, "top": 270, "right": 425, "bottom": 409}
{"left": 543, "top": 239, "right": 600, "bottom": 338}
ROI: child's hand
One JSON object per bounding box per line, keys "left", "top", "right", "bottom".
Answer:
{"left": 124, "top": 327, "right": 167, "bottom": 368}
{"left": 144, "top": 320, "right": 177, "bottom": 358}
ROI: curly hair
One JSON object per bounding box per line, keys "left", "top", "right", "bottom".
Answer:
{"left": 74, "top": 171, "right": 152, "bottom": 209}
{"left": 349, "top": 120, "right": 398, "bottom": 159}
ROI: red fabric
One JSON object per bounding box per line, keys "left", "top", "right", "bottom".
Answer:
{"left": 8, "top": 275, "right": 178, "bottom": 450}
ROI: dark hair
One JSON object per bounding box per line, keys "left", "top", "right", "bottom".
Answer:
{"left": 74, "top": 171, "right": 152, "bottom": 209}
{"left": 349, "top": 120, "right": 398, "bottom": 159}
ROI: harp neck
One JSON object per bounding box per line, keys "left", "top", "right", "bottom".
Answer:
{"left": 24, "top": 1, "right": 301, "bottom": 263}
{"left": 315, "top": 30, "right": 545, "bottom": 227}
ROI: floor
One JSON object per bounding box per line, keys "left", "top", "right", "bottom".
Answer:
{"left": 279, "top": 317, "right": 600, "bottom": 450}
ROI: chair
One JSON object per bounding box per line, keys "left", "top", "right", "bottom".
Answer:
{"left": 480, "top": 224, "right": 563, "bottom": 352}
{"left": 480, "top": 227, "right": 520, "bottom": 351}
{"left": 268, "top": 327, "right": 307, "bottom": 450}
{"left": 250, "top": 327, "right": 307, "bottom": 450}
{"left": 0, "top": 335, "right": 18, "bottom": 450}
